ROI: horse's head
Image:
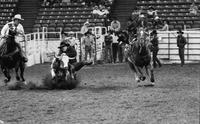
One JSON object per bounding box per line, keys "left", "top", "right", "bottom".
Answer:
{"left": 136, "top": 27, "right": 150, "bottom": 47}
{"left": 52, "top": 54, "right": 70, "bottom": 80}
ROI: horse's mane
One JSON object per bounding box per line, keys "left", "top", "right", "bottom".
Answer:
{"left": 0, "top": 29, "right": 18, "bottom": 56}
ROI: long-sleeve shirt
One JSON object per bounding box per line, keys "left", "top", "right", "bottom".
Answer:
{"left": 80, "top": 25, "right": 89, "bottom": 34}
{"left": 177, "top": 35, "right": 187, "bottom": 48}
{"left": 1, "top": 21, "right": 24, "bottom": 37}
{"left": 82, "top": 35, "right": 94, "bottom": 47}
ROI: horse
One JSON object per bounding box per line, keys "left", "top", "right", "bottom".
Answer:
{"left": 127, "top": 27, "right": 155, "bottom": 85}
{"left": 0, "top": 29, "right": 26, "bottom": 85}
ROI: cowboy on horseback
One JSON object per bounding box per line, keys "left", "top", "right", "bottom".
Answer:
{"left": 0, "top": 14, "right": 28, "bottom": 62}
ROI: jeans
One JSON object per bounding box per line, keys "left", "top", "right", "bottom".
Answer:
{"left": 178, "top": 48, "right": 185, "bottom": 66}
{"left": 85, "top": 45, "right": 92, "bottom": 61}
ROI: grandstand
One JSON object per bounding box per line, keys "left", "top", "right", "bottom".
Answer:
{"left": 0, "top": 0, "right": 200, "bottom": 32}
{"left": 0, "top": 0, "right": 18, "bottom": 30}
{"left": 137, "top": 0, "right": 200, "bottom": 30}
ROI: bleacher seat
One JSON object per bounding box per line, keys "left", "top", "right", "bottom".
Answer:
{"left": 0, "top": 0, "right": 18, "bottom": 30}
{"left": 136, "top": 0, "right": 200, "bottom": 30}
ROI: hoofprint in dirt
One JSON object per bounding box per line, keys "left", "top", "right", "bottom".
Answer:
{"left": 0, "top": 63, "right": 199, "bottom": 124}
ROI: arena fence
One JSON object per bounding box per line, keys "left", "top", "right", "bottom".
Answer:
{"left": 15, "top": 28, "right": 200, "bottom": 67}
{"left": 158, "top": 31, "right": 200, "bottom": 62}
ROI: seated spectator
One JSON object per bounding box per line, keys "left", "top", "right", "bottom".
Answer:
{"left": 99, "top": 5, "right": 109, "bottom": 17}
{"left": 159, "top": 20, "right": 169, "bottom": 31}
{"left": 147, "top": 6, "right": 157, "bottom": 19}
{"left": 189, "top": 1, "right": 199, "bottom": 15}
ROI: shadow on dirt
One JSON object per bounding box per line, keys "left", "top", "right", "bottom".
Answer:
{"left": 6, "top": 73, "right": 81, "bottom": 91}
{"left": 78, "top": 85, "right": 132, "bottom": 93}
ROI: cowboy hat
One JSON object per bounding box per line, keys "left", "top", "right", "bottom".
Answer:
{"left": 13, "top": 14, "right": 24, "bottom": 20}
{"left": 139, "top": 14, "right": 145, "bottom": 18}
{"left": 58, "top": 42, "right": 70, "bottom": 49}
{"left": 84, "top": 21, "right": 90, "bottom": 25}
{"left": 177, "top": 29, "right": 184, "bottom": 34}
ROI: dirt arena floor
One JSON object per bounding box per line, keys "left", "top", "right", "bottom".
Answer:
{"left": 0, "top": 63, "right": 199, "bottom": 124}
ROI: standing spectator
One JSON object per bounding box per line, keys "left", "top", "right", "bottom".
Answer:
{"left": 177, "top": 29, "right": 187, "bottom": 67}
{"left": 60, "top": 29, "right": 68, "bottom": 42}
{"left": 159, "top": 20, "right": 169, "bottom": 31}
{"left": 110, "top": 18, "right": 121, "bottom": 34}
{"left": 82, "top": 32, "right": 94, "bottom": 61}
{"left": 150, "top": 30, "right": 162, "bottom": 68}
{"left": 67, "top": 31, "right": 77, "bottom": 49}
{"left": 104, "top": 17, "right": 111, "bottom": 28}
{"left": 104, "top": 31, "right": 113, "bottom": 63}
{"left": 111, "top": 33, "right": 118, "bottom": 63}
{"left": 80, "top": 21, "right": 90, "bottom": 35}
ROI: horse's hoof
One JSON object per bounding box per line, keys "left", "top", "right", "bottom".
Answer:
{"left": 151, "top": 78, "right": 155, "bottom": 82}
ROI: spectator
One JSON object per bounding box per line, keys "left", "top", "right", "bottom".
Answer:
{"left": 104, "top": 17, "right": 111, "bottom": 28}
{"left": 104, "top": 30, "right": 113, "bottom": 63}
{"left": 153, "top": 16, "right": 162, "bottom": 29}
{"left": 61, "top": 29, "right": 67, "bottom": 42}
{"left": 117, "top": 30, "right": 129, "bottom": 63}
{"left": 177, "top": 29, "right": 187, "bottom": 67}
{"left": 67, "top": 31, "right": 77, "bottom": 49}
{"left": 110, "top": 18, "right": 121, "bottom": 34}
{"left": 92, "top": 5, "right": 101, "bottom": 18}
{"left": 159, "top": 20, "right": 169, "bottom": 31}
{"left": 111, "top": 33, "right": 119, "bottom": 63}
{"left": 80, "top": 20, "right": 90, "bottom": 35}
{"left": 82, "top": 31, "right": 94, "bottom": 61}
{"left": 150, "top": 30, "right": 162, "bottom": 68}
{"left": 147, "top": 6, "right": 157, "bottom": 19}
{"left": 99, "top": 5, "right": 109, "bottom": 17}
{"left": 189, "top": 1, "right": 199, "bottom": 15}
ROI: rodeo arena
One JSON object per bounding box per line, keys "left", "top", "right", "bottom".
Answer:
{"left": 0, "top": 0, "right": 200, "bottom": 123}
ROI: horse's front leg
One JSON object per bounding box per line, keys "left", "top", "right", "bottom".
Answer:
{"left": 19, "top": 62, "right": 25, "bottom": 82}
{"left": 145, "top": 64, "right": 155, "bottom": 84}
{"left": 137, "top": 67, "right": 146, "bottom": 81}
{"left": 128, "top": 60, "right": 140, "bottom": 83}
{"left": 2, "top": 68, "right": 11, "bottom": 84}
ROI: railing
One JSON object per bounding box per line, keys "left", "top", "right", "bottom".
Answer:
{"left": 18, "top": 28, "right": 200, "bottom": 67}
{"left": 158, "top": 30, "right": 200, "bottom": 61}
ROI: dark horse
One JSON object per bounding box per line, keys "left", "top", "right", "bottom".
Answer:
{"left": 0, "top": 29, "right": 25, "bottom": 84}
{"left": 127, "top": 28, "right": 155, "bottom": 85}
